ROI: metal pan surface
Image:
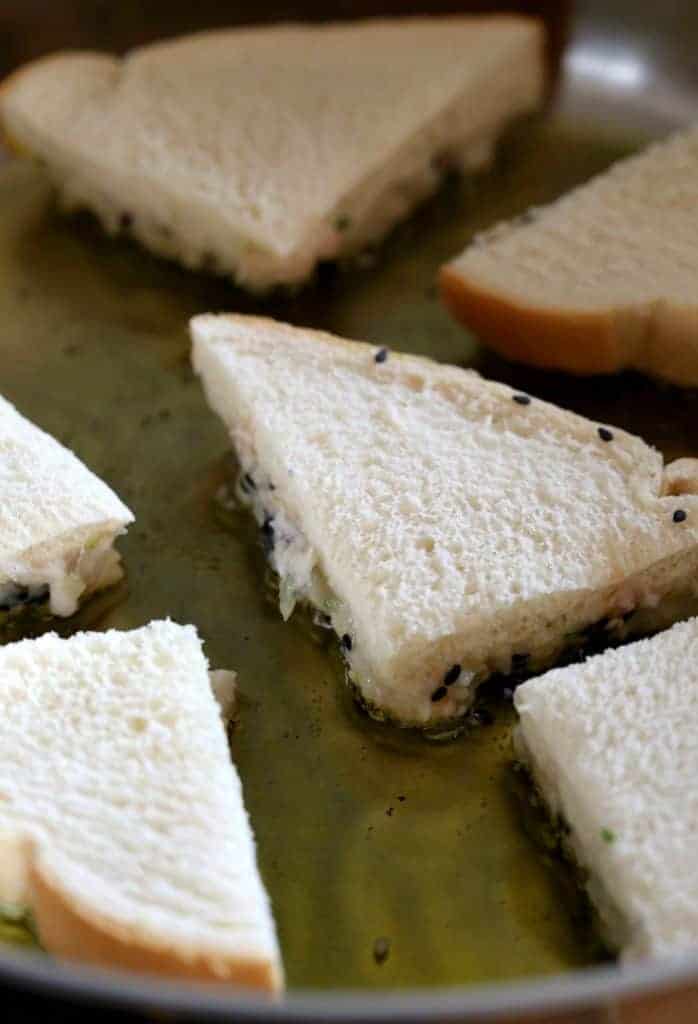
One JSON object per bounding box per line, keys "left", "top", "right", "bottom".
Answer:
{"left": 1, "top": 1, "right": 697, "bottom": 1020}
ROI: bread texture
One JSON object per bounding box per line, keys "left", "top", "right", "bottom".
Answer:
{"left": 440, "top": 126, "right": 698, "bottom": 386}
{"left": 0, "top": 17, "right": 544, "bottom": 291}
{"left": 515, "top": 617, "right": 698, "bottom": 961}
{"left": 0, "top": 620, "right": 282, "bottom": 992}
{"left": 0, "top": 394, "right": 132, "bottom": 618}
{"left": 191, "top": 313, "right": 698, "bottom": 728}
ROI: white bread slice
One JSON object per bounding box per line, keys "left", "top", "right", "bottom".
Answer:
{"left": 0, "top": 620, "right": 282, "bottom": 992}
{"left": 440, "top": 126, "right": 698, "bottom": 386}
{"left": 0, "top": 17, "right": 544, "bottom": 291}
{"left": 191, "top": 313, "right": 698, "bottom": 728}
{"left": 515, "top": 617, "right": 698, "bottom": 961}
{"left": 0, "top": 394, "right": 132, "bottom": 618}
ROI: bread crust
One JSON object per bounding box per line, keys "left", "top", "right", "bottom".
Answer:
{"left": 636, "top": 304, "right": 698, "bottom": 388}
{"left": 28, "top": 854, "right": 281, "bottom": 994}
{"left": 0, "top": 53, "right": 82, "bottom": 154}
{"left": 439, "top": 264, "right": 635, "bottom": 376}
{"left": 0, "top": 60, "right": 35, "bottom": 154}
{"left": 440, "top": 258, "right": 698, "bottom": 388}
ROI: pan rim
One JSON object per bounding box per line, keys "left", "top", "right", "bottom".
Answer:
{"left": 2, "top": 943, "right": 698, "bottom": 1019}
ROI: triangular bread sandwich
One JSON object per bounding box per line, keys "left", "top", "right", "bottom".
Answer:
{"left": 440, "top": 125, "right": 698, "bottom": 387}
{"left": 0, "top": 17, "right": 544, "bottom": 291}
{"left": 191, "top": 313, "right": 698, "bottom": 728}
{"left": 0, "top": 394, "right": 132, "bottom": 623}
{"left": 515, "top": 617, "right": 698, "bottom": 961}
{"left": 0, "top": 620, "right": 283, "bottom": 992}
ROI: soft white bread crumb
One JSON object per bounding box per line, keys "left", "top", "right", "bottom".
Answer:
{"left": 0, "top": 17, "right": 544, "bottom": 291}
{"left": 191, "top": 313, "right": 698, "bottom": 727}
{"left": 441, "top": 125, "right": 698, "bottom": 386}
{"left": 515, "top": 617, "right": 698, "bottom": 961}
{"left": 0, "top": 620, "right": 282, "bottom": 991}
{"left": 0, "top": 394, "right": 133, "bottom": 616}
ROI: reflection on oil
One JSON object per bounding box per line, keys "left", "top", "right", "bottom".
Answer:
{"left": 566, "top": 45, "right": 649, "bottom": 91}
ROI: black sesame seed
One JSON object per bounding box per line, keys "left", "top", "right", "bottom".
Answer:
{"left": 512, "top": 393, "right": 531, "bottom": 406}
{"left": 374, "top": 348, "right": 389, "bottom": 364}
{"left": 320, "top": 612, "right": 332, "bottom": 625}
{"left": 431, "top": 685, "right": 448, "bottom": 702}
{"left": 443, "top": 663, "right": 461, "bottom": 686}
{"left": 260, "top": 515, "right": 275, "bottom": 552}
{"left": 598, "top": 427, "right": 614, "bottom": 442}
{"left": 341, "top": 633, "right": 353, "bottom": 651}
{"left": 119, "top": 212, "right": 133, "bottom": 231}
{"left": 240, "top": 473, "right": 256, "bottom": 494}
{"left": 0, "top": 584, "right": 49, "bottom": 612}
{"left": 673, "top": 509, "right": 687, "bottom": 523}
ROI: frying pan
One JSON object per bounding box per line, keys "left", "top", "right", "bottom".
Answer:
{"left": 1, "top": 1, "right": 697, "bottom": 1020}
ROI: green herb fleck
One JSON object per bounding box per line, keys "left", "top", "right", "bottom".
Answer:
{"left": 601, "top": 828, "right": 615, "bottom": 844}
{"left": 334, "top": 214, "right": 351, "bottom": 232}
